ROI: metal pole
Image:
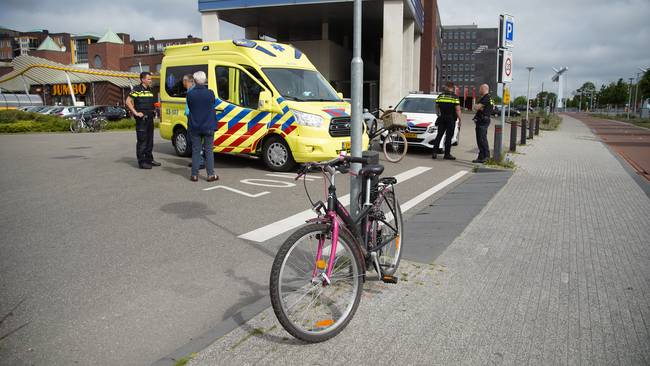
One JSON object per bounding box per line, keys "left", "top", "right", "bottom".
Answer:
{"left": 494, "top": 83, "right": 505, "bottom": 162}
{"left": 65, "top": 71, "right": 77, "bottom": 106}
{"left": 525, "top": 67, "right": 533, "bottom": 122}
{"left": 349, "top": 0, "right": 363, "bottom": 217}
{"left": 633, "top": 72, "right": 640, "bottom": 115}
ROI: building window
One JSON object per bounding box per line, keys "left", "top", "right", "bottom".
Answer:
{"left": 156, "top": 43, "right": 164, "bottom": 52}
{"left": 471, "top": 32, "right": 477, "bottom": 39}
{"left": 156, "top": 63, "right": 162, "bottom": 73}
{"left": 460, "top": 32, "right": 465, "bottom": 39}
{"left": 94, "top": 55, "right": 102, "bottom": 68}
{"left": 459, "top": 54, "right": 464, "bottom": 61}
{"left": 471, "top": 64, "right": 475, "bottom": 71}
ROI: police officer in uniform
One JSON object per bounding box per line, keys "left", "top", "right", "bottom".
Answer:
{"left": 472, "top": 84, "right": 493, "bottom": 163}
{"left": 432, "top": 82, "right": 461, "bottom": 160}
{"left": 126, "top": 72, "right": 160, "bottom": 169}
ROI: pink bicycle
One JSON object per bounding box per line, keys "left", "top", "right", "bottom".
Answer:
{"left": 269, "top": 155, "right": 403, "bottom": 342}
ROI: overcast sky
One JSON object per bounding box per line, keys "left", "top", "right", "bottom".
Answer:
{"left": 2, "top": 0, "right": 648, "bottom": 98}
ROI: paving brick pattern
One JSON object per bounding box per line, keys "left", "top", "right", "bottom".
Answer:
{"left": 189, "top": 115, "right": 650, "bottom": 366}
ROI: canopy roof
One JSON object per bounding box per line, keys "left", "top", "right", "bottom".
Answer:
{"left": 0, "top": 55, "right": 149, "bottom": 92}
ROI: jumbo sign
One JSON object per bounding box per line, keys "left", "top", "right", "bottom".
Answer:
{"left": 52, "top": 83, "right": 87, "bottom": 96}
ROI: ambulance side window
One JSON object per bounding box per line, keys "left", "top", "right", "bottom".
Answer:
{"left": 238, "top": 71, "right": 263, "bottom": 110}
{"left": 215, "top": 66, "right": 230, "bottom": 101}
{"left": 165, "top": 64, "right": 208, "bottom": 98}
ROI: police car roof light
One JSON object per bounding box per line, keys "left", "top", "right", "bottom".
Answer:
{"left": 233, "top": 39, "right": 257, "bottom": 48}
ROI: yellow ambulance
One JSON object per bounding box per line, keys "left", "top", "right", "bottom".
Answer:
{"left": 159, "top": 39, "right": 368, "bottom": 171}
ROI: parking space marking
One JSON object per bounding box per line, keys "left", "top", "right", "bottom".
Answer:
{"left": 240, "top": 179, "right": 296, "bottom": 188}
{"left": 202, "top": 185, "right": 270, "bottom": 197}
{"left": 238, "top": 166, "right": 433, "bottom": 242}
{"left": 266, "top": 173, "right": 321, "bottom": 181}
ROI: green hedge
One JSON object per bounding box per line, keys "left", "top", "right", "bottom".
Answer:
{"left": 0, "top": 110, "right": 158, "bottom": 133}
{"left": 0, "top": 110, "right": 70, "bottom": 133}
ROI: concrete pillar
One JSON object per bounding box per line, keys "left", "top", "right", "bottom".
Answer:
{"left": 402, "top": 19, "right": 414, "bottom": 95}
{"left": 380, "top": 0, "right": 403, "bottom": 109}
{"left": 201, "top": 11, "right": 220, "bottom": 42}
{"left": 245, "top": 26, "right": 259, "bottom": 40}
{"left": 413, "top": 32, "right": 421, "bottom": 92}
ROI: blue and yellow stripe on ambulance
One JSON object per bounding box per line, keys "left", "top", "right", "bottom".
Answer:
{"left": 212, "top": 97, "right": 296, "bottom": 154}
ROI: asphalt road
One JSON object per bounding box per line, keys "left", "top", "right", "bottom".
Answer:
{"left": 0, "top": 113, "right": 509, "bottom": 365}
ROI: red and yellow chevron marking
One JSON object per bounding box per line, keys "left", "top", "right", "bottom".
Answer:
{"left": 212, "top": 98, "right": 297, "bottom": 154}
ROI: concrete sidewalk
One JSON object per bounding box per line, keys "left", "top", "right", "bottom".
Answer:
{"left": 187, "top": 115, "right": 650, "bottom": 365}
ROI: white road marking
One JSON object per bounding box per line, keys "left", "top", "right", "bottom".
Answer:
{"left": 238, "top": 166, "right": 433, "bottom": 242}
{"left": 400, "top": 171, "right": 468, "bottom": 212}
{"left": 240, "top": 179, "right": 296, "bottom": 188}
{"left": 202, "top": 185, "right": 270, "bottom": 198}
{"left": 266, "top": 173, "right": 322, "bottom": 180}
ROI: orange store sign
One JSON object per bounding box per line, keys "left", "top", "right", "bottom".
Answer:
{"left": 52, "top": 83, "right": 87, "bottom": 96}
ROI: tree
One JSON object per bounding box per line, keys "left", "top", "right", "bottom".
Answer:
{"left": 599, "top": 78, "right": 629, "bottom": 107}
{"left": 638, "top": 70, "right": 650, "bottom": 103}
{"left": 513, "top": 96, "right": 528, "bottom": 107}
{"left": 577, "top": 81, "right": 596, "bottom": 92}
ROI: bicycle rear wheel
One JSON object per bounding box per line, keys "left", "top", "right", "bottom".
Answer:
{"left": 383, "top": 130, "right": 408, "bottom": 162}
{"left": 373, "top": 188, "right": 403, "bottom": 276}
{"left": 270, "top": 223, "right": 363, "bottom": 343}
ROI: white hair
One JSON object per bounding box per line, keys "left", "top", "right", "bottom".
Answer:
{"left": 193, "top": 71, "right": 207, "bottom": 85}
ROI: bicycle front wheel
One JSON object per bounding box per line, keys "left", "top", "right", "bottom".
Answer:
{"left": 270, "top": 223, "right": 364, "bottom": 343}
{"left": 383, "top": 130, "right": 408, "bottom": 162}
{"left": 69, "top": 119, "right": 81, "bottom": 133}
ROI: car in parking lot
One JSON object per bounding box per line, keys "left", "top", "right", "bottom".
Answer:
{"left": 65, "top": 105, "right": 128, "bottom": 121}
{"left": 392, "top": 93, "right": 460, "bottom": 149}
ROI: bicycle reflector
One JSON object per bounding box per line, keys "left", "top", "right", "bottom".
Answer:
{"left": 316, "top": 259, "right": 327, "bottom": 270}
{"left": 315, "top": 319, "right": 334, "bottom": 328}
{"left": 396, "top": 235, "right": 400, "bottom": 250}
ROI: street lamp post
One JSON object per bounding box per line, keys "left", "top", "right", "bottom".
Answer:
{"left": 627, "top": 77, "right": 634, "bottom": 119}
{"left": 525, "top": 67, "right": 534, "bottom": 123}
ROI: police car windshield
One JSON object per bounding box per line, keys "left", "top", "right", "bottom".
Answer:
{"left": 396, "top": 97, "right": 437, "bottom": 114}
{"left": 262, "top": 68, "right": 341, "bottom": 102}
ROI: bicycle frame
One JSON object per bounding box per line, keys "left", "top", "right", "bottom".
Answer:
{"left": 308, "top": 167, "right": 399, "bottom": 280}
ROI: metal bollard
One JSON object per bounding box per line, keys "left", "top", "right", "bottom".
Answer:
{"left": 509, "top": 120, "right": 517, "bottom": 152}
{"left": 534, "top": 116, "right": 540, "bottom": 135}
{"left": 520, "top": 119, "right": 527, "bottom": 145}
{"left": 528, "top": 116, "right": 535, "bottom": 139}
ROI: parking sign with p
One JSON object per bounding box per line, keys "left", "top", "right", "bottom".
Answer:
{"left": 500, "top": 14, "right": 514, "bottom": 48}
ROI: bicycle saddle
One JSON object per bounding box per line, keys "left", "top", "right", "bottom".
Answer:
{"left": 359, "top": 164, "right": 384, "bottom": 177}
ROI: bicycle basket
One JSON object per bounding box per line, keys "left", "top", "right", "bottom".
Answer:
{"left": 381, "top": 111, "right": 408, "bottom": 129}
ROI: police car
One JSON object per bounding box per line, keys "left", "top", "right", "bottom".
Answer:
{"left": 394, "top": 92, "right": 460, "bottom": 149}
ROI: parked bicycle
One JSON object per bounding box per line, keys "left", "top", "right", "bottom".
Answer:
{"left": 269, "top": 154, "right": 403, "bottom": 342}
{"left": 69, "top": 115, "right": 108, "bottom": 133}
{"left": 365, "top": 108, "right": 409, "bottom": 163}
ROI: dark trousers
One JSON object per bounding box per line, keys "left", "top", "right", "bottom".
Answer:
{"left": 135, "top": 113, "right": 154, "bottom": 164}
{"left": 475, "top": 123, "right": 490, "bottom": 159}
{"left": 432, "top": 118, "right": 456, "bottom": 155}
{"left": 191, "top": 130, "right": 215, "bottom": 177}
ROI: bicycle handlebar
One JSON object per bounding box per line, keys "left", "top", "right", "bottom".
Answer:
{"left": 295, "top": 155, "right": 369, "bottom": 180}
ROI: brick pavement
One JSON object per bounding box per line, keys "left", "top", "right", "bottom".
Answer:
{"left": 187, "top": 114, "right": 650, "bottom": 366}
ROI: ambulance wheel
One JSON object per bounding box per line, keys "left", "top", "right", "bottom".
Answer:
{"left": 173, "top": 127, "right": 191, "bottom": 157}
{"left": 263, "top": 135, "right": 295, "bottom": 172}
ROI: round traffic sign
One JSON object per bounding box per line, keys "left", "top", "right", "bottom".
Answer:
{"left": 505, "top": 58, "right": 512, "bottom": 76}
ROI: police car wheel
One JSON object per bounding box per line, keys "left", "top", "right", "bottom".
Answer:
{"left": 263, "top": 136, "right": 295, "bottom": 172}
{"left": 173, "top": 128, "right": 191, "bottom": 157}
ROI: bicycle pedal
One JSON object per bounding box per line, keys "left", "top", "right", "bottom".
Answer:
{"left": 381, "top": 275, "right": 398, "bottom": 284}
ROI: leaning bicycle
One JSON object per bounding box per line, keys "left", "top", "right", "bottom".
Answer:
{"left": 366, "top": 109, "right": 409, "bottom": 163}
{"left": 269, "top": 154, "right": 403, "bottom": 342}
{"left": 69, "top": 115, "right": 108, "bottom": 133}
